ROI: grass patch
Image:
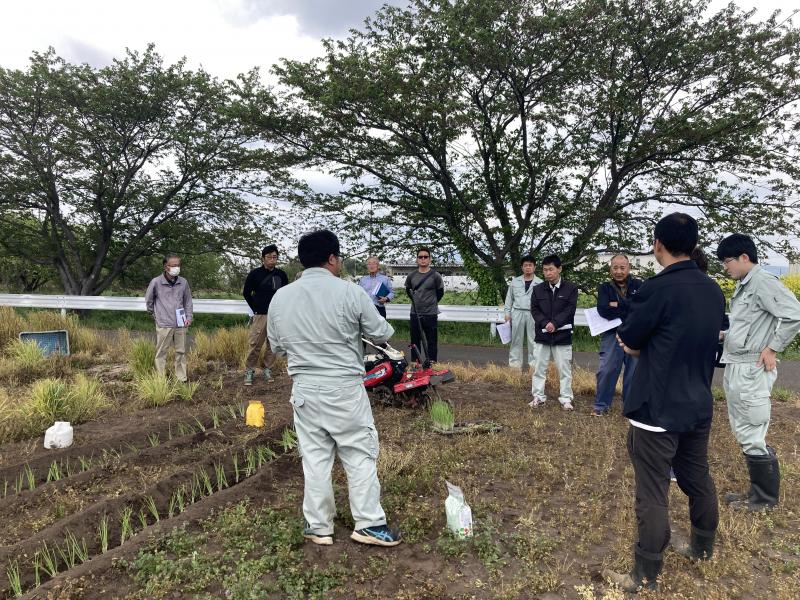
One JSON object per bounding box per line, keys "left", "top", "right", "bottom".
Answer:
{"left": 135, "top": 373, "right": 177, "bottom": 407}
{"left": 190, "top": 326, "right": 249, "bottom": 368}
{"left": 5, "top": 339, "right": 46, "bottom": 369}
{"left": 429, "top": 399, "right": 455, "bottom": 431}
{"left": 128, "top": 339, "right": 156, "bottom": 378}
{"left": 125, "top": 502, "right": 348, "bottom": 600}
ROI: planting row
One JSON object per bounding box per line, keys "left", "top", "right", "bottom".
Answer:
{"left": 1, "top": 423, "right": 296, "bottom": 598}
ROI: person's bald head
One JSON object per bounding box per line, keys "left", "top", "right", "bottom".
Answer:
{"left": 366, "top": 256, "right": 380, "bottom": 274}
{"left": 610, "top": 254, "right": 630, "bottom": 284}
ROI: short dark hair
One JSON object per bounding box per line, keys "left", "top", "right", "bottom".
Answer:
{"left": 520, "top": 254, "right": 536, "bottom": 266}
{"left": 416, "top": 247, "right": 431, "bottom": 258}
{"left": 541, "top": 254, "right": 561, "bottom": 268}
{"left": 716, "top": 234, "right": 758, "bottom": 264}
{"left": 298, "top": 230, "right": 340, "bottom": 268}
{"left": 654, "top": 212, "right": 698, "bottom": 257}
{"left": 691, "top": 247, "right": 709, "bottom": 274}
{"left": 162, "top": 253, "right": 180, "bottom": 266}
{"left": 261, "top": 244, "right": 279, "bottom": 258}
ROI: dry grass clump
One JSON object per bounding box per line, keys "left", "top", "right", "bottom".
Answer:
{"left": 5, "top": 339, "right": 46, "bottom": 370}
{"left": 438, "top": 361, "right": 613, "bottom": 397}
{"left": 128, "top": 339, "right": 156, "bottom": 378}
{"left": 0, "top": 307, "right": 26, "bottom": 350}
{"left": 135, "top": 372, "right": 178, "bottom": 407}
{"left": 25, "top": 311, "right": 109, "bottom": 355}
{"left": 190, "top": 326, "right": 249, "bottom": 369}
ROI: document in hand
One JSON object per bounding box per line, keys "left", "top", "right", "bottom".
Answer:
{"left": 585, "top": 307, "right": 621, "bottom": 336}
{"left": 175, "top": 308, "right": 187, "bottom": 327}
{"left": 496, "top": 320, "right": 512, "bottom": 344}
{"left": 374, "top": 281, "right": 391, "bottom": 299}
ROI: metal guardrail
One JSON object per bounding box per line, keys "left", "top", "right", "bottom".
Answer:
{"left": 0, "top": 293, "right": 590, "bottom": 327}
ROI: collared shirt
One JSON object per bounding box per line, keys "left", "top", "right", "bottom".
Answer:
{"left": 358, "top": 272, "right": 395, "bottom": 306}
{"left": 145, "top": 274, "right": 193, "bottom": 328}
{"left": 267, "top": 268, "right": 394, "bottom": 384}
{"left": 722, "top": 264, "right": 800, "bottom": 363}
{"left": 504, "top": 274, "right": 543, "bottom": 314}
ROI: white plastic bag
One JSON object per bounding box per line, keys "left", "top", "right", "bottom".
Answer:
{"left": 44, "top": 421, "right": 73, "bottom": 449}
{"left": 444, "top": 480, "right": 473, "bottom": 539}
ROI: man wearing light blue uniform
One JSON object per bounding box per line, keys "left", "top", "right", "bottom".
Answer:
{"left": 358, "top": 256, "right": 394, "bottom": 318}
{"left": 503, "top": 255, "right": 542, "bottom": 369}
{"left": 268, "top": 230, "right": 402, "bottom": 547}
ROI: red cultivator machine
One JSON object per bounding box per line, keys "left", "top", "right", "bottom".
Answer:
{"left": 363, "top": 338, "right": 454, "bottom": 407}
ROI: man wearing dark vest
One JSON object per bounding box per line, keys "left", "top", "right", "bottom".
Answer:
{"left": 604, "top": 213, "right": 725, "bottom": 593}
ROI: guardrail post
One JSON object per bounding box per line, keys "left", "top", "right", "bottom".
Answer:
{"left": 489, "top": 322, "right": 497, "bottom": 338}
{"left": 61, "top": 308, "right": 66, "bottom": 318}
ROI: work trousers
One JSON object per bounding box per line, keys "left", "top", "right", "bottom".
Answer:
{"left": 245, "top": 314, "right": 277, "bottom": 371}
{"left": 531, "top": 342, "right": 573, "bottom": 404}
{"left": 410, "top": 313, "right": 438, "bottom": 362}
{"left": 508, "top": 309, "right": 535, "bottom": 369}
{"left": 291, "top": 380, "right": 387, "bottom": 535}
{"left": 594, "top": 331, "right": 637, "bottom": 411}
{"left": 723, "top": 362, "right": 777, "bottom": 456}
{"left": 155, "top": 326, "right": 187, "bottom": 382}
{"left": 627, "top": 423, "right": 718, "bottom": 557}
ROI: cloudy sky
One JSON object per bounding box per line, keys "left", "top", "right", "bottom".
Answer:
{"left": 1, "top": 0, "right": 794, "bottom": 79}
{"left": 1, "top": 0, "right": 797, "bottom": 263}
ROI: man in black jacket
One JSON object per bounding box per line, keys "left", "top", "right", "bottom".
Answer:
{"left": 604, "top": 213, "right": 725, "bottom": 593}
{"left": 529, "top": 255, "right": 579, "bottom": 410}
{"left": 593, "top": 255, "right": 644, "bottom": 416}
{"left": 242, "top": 245, "right": 289, "bottom": 385}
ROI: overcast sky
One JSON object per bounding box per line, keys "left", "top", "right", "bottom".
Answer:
{"left": 1, "top": 0, "right": 797, "bottom": 264}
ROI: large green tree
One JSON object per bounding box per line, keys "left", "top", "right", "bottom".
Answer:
{"left": 0, "top": 46, "right": 289, "bottom": 296}
{"left": 271, "top": 0, "right": 800, "bottom": 301}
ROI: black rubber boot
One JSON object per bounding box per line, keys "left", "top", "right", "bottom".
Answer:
{"left": 671, "top": 527, "right": 715, "bottom": 560}
{"left": 731, "top": 448, "right": 780, "bottom": 511}
{"left": 603, "top": 547, "right": 662, "bottom": 592}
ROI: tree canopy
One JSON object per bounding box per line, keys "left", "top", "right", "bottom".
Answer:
{"left": 0, "top": 46, "right": 288, "bottom": 295}
{"left": 271, "top": 0, "right": 800, "bottom": 300}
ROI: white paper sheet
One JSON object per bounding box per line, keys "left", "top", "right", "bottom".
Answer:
{"left": 585, "top": 307, "right": 622, "bottom": 336}
{"left": 175, "top": 308, "right": 187, "bottom": 327}
{"left": 496, "top": 321, "right": 512, "bottom": 344}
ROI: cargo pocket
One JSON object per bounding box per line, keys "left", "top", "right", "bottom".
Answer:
{"left": 742, "top": 395, "right": 771, "bottom": 427}
{"left": 366, "top": 425, "right": 379, "bottom": 460}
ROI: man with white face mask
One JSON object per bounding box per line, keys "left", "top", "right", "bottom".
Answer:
{"left": 145, "top": 253, "right": 194, "bottom": 382}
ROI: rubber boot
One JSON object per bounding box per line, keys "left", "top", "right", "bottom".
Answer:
{"left": 243, "top": 368, "right": 254, "bottom": 386}
{"left": 724, "top": 453, "right": 755, "bottom": 504}
{"left": 731, "top": 448, "right": 780, "bottom": 511}
{"left": 671, "top": 527, "right": 715, "bottom": 560}
{"left": 603, "top": 547, "right": 662, "bottom": 593}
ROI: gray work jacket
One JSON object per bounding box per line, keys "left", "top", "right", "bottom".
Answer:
{"left": 267, "top": 268, "right": 394, "bottom": 384}
{"left": 504, "top": 275, "right": 543, "bottom": 315}
{"left": 722, "top": 265, "right": 800, "bottom": 364}
{"left": 145, "top": 275, "right": 193, "bottom": 329}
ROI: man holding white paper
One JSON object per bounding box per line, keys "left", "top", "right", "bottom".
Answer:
{"left": 592, "top": 255, "right": 643, "bottom": 416}
{"left": 145, "top": 253, "right": 193, "bottom": 382}
{"left": 503, "top": 255, "right": 541, "bottom": 369}
{"left": 530, "top": 255, "right": 578, "bottom": 410}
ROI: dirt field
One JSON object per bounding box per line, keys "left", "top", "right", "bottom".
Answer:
{"left": 0, "top": 355, "right": 797, "bottom": 600}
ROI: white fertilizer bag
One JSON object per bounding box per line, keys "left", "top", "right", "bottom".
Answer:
{"left": 445, "top": 480, "right": 473, "bottom": 539}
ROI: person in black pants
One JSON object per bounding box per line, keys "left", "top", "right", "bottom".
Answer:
{"left": 405, "top": 247, "right": 444, "bottom": 364}
{"left": 603, "top": 213, "right": 726, "bottom": 593}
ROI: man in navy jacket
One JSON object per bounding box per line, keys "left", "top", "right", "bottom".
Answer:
{"left": 593, "top": 255, "right": 643, "bottom": 415}
{"left": 604, "top": 213, "right": 725, "bottom": 593}
{"left": 529, "top": 255, "right": 579, "bottom": 410}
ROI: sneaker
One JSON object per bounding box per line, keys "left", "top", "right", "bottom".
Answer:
{"left": 303, "top": 525, "right": 333, "bottom": 546}
{"left": 350, "top": 524, "right": 402, "bottom": 547}
{"left": 528, "top": 397, "right": 545, "bottom": 408}
{"left": 263, "top": 368, "right": 274, "bottom": 382}
{"left": 243, "top": 369, "right": 254, "bottom": 386}
{"left": 562, "top": 402, "right": 574, "bottom": 411}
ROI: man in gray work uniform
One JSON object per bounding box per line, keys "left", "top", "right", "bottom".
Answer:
{"left": 267, "top": 230, "right": 402, "bottom": 547}
{"left": 717, "top": 234, "right": 800, "bottom": 511}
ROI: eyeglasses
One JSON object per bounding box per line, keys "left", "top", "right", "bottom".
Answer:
{"left": 721, "top": 258, "right": 737, "bottom": 265}
{"left": 417, "top": 255, "right": 430, "bottom": 259}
